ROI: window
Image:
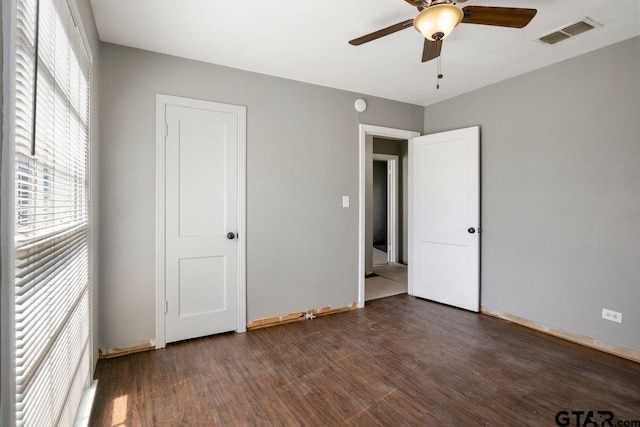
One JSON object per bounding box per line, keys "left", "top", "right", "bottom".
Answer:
{"left": 10, "top": 0, "right": 92, "bottom": 425}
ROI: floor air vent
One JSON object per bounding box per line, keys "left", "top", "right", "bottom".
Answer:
{"left": 539, "top": 18, "right": 600, "bottom": 45}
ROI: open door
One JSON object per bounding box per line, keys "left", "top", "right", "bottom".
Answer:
{"left": 409, "top": 126, "right": 480, "bottom": 312}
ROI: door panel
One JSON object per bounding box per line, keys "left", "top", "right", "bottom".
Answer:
{"left": 410, "top": 126, "right": 480, "bottom": 312}
{"left": 178, "top": 256, "right": 227, "bottom": 315}
{"left": 419, "top": 138, "right": 469, "bottom": 227}
{"left": 165, "top": 104, "right": 239, "bottom": 343}
{"left": 178, "top": 120, "right": 227, "bottom": 237}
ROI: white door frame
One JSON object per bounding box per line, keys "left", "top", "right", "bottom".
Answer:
{"left": 155, "top": 94, "right": 247, "bottom": 349}
{"left": 372, "top": 153, "right": 399, "bottom": 264}
{"left": 358, "top": 124, "right": 420, "bottom": 308}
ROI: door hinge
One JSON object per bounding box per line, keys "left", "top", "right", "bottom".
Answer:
{"left": 165, "top": 300, "right": 168, "bottom": 313}
{"left": 164, "top": 123, "right": 168, "bottom": 137}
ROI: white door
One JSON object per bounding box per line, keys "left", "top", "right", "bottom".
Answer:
{"left": 163, "top": 98, "right": 245, "bottom": 343}
{"left": 409, "top": 126, "right": 480, "bottom": 312}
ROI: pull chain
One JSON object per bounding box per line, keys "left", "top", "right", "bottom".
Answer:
{"left": 436, "top": 55, "right": 443, "bottom": 90}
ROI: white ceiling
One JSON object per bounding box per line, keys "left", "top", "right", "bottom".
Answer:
{"left": 90, "top": 0, "right": 639, "bottom": 106}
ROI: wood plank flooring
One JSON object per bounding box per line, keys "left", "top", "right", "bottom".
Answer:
{"left": 91, "top": 295, "right": 640, "bottom": 426}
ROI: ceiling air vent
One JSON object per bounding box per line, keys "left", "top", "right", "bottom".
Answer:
{"left": 539, "top": 32, "right": 570, "bottom": 45}
{"left": 538, "top": 18, "right": 601, "bottom": 45}
{"left": 562, "top": 21, "right": 596, "bottom": 36}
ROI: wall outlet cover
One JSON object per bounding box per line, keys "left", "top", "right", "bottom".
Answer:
{"left": 602, "top": 308, "right": 622, "bottom": 324}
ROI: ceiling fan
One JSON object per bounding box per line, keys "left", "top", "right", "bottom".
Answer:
{"left": 349, "top": 0, "right": 537, "bottom": 63}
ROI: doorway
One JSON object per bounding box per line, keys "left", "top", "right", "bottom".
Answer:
{"left": 372, "top": 154, "right": 398, "bottom": 265}
{"left": 358, "top": 125, "right": 420, "bottom": 307}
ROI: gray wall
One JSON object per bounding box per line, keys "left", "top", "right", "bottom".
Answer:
{"left": 423, "top": 37, "right": 640, "bottom": 352}
{"left": 98, "top": 43, "right": 423, "bottom": 349}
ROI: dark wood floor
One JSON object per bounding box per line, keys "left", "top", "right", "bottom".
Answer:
{"left": 91, "top": 295, "right": 640, "bottom": 426}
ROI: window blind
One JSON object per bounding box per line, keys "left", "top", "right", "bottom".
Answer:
{"left": 13, "top": 0, "right": 91, "bottom": 425}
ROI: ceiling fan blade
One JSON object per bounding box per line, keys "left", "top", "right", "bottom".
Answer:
{"left": 349, "top": 19, "right": 414, "bottom": 46}
{"left": 403, "top": 0, "right": 420, "bottom": 7}
{"left": 461, "top": 6, "right": 537, "bottom": 28}
{"left": 422, "top": 39, "right": 442, "bottom": 63}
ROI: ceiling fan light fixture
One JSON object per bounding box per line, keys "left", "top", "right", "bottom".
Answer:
{"left": 413, "top": 3, "right": 464, "bottom": 41}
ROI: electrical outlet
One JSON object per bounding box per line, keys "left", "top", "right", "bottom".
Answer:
{"left": 602, "top": 308, "right": 622, "bottom": 324}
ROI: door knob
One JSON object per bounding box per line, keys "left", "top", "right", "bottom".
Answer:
{"left": 467, "top": 227, "right": 476, "bottom": 234}
{"left": 226, "top": 232, "right": 237, "bottom": 240}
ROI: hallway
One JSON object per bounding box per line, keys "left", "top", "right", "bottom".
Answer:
{"left": 365, "top": 248, "right": 408, "bottom": 301}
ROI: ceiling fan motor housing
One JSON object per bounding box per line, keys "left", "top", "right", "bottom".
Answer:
{"left": 413, "top": 3, "right": 464, "bottom": 41}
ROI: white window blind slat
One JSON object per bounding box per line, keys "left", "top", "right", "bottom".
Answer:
{"left": 15, "top": 250, "right": 88, "bottom": 353}
{"left": 16, "top": 291, "right": 89, "bottom": 427}
{"left": 13, "top": 0, "right": 91, "bottom": 425}
{"left": 15, "top": 237, "right": 86, "bottom": 299}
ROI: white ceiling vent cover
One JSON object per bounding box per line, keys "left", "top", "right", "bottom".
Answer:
{"left": 539, "top": 17, "right": 602, "bottom": 45}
